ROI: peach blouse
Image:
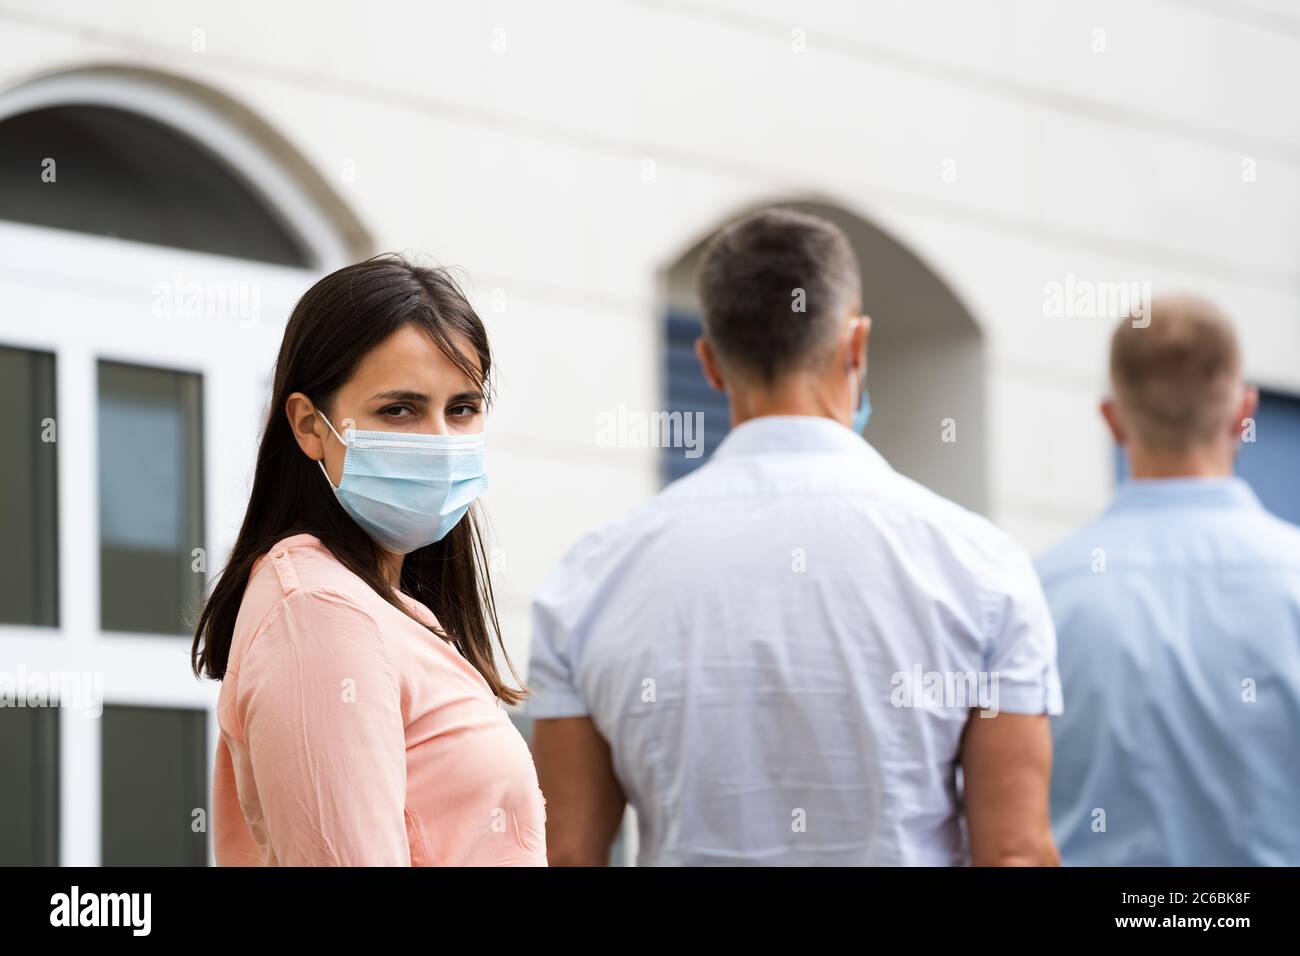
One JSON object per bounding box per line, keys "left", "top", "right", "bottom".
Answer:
{"left": 212, "top": 533, "right": 547, "bottom": 866}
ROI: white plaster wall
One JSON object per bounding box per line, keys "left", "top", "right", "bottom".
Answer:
{"left": 1, "top": 1, "right": 1297, "bottom": 779}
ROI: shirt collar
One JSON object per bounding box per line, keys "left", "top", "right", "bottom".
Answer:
{"left": 1107, "top": 475, "right": 1262, "bottom": 514}
{"left": 711, "top": 414, "right": 889, "bottom": 466}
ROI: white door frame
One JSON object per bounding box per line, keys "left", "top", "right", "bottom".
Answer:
{"left": 0, "top": 68, "right": 355, "bottom": 865}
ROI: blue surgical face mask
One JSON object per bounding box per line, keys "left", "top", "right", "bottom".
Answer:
{"left": 317, "top": 410, "right": 488, "bottom": 554}
{"left": 850, "top": 362, "right": 872, "bottom": 435}
{"left": 853, "top": 386, "right": 872, "bottom": 433}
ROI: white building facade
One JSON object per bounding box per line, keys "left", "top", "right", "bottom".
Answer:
{"left": 1, "top": 0, "right": 1297, "bottom": 865}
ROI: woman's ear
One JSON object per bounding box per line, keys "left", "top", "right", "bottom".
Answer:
{"left": 285, "top": 392, "right": 326, "bottom": 461}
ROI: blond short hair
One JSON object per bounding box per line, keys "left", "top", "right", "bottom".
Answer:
{"left": 1109, "top": 295, "right": 1242, "bottom": 453}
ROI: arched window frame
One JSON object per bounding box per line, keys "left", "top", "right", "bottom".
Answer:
{"left": 0, "top": 68, "right": 357, "bottom": 270}
{"left": 0, "top": 68, "right": 369, "bottom": 866}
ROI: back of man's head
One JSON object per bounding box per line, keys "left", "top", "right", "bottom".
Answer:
{"left": 1109, "top": 294, "right": 1243, "bottom": 455}
{"left": 695, "top": 208, "right": 861, "bottom": 383}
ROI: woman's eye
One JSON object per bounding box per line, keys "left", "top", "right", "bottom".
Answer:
{"left": 379, "top": 404, "right": 414, "bottom": 419}
{"left": 448, "top": 403, "right": 481, "bottom": 418}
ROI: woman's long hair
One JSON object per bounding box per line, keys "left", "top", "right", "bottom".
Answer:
{"left": 192, "top": 255, "right": 524, "bottom": 704}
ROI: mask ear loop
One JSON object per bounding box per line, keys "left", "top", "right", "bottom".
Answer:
{"left": 316, "top": 408, "right": 350, "bottom": 490}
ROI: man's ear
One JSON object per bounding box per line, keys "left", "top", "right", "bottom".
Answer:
{"left": 848, "top": 315, "right": 871, "bottom": 375}
{"left": 695, "top": 337, "right": 727, "bottom": 393}
{"left": 1099, "top": 398, "right": 1126, "bottom": 445}
{"left": 1235, "top": 386, "right": 1260, "bottom": 440}
{"left": 285, "top": 392, "right": 326, "bottom": 461}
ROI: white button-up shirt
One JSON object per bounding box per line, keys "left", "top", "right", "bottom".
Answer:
{"left": 529, "top": 415, "right": 1062, "bottom": 865}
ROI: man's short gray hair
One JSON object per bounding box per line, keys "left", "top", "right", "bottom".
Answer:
{"left": 695, "top": 207, "right": 861, "bottom": 383}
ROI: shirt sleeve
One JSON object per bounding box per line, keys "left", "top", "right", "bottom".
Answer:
{"left": 527, "top": 589, "right": 591, "bottom": 720}
{"left": 982, "top": 547, "right": 1065, "bottom": 716}
{"left": 237, "top": 587, "right": 411, "bottom": 865}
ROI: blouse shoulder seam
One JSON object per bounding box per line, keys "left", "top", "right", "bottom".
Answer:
{"left": 247, "top": 584, "right": 403, "bottom": 692}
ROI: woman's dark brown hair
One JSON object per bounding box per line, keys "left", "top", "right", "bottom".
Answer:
{"left": 191, "top": 254, "right": 524, "bottom": 704}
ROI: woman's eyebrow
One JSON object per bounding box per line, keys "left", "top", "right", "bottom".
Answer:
{"left": 368, "top": 389, "right": 484, "bottom": 403}
{"left": 370, "top": 389, "right": 430, "bottom": 402}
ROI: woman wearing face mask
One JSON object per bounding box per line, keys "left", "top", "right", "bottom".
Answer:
{"left": 193, "top": 255, "right": 546, "bottom": 866}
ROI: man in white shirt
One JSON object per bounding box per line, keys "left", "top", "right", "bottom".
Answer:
{"left": 528, "top": 207, "right": 1062, "bottom": 866}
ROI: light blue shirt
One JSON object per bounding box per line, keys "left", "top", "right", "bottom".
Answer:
{"left": 1037, "top": 476, "right": 1300, "bottom": 866}
{"left": 529, "top": 416, "right": 1062, "bottom": 866}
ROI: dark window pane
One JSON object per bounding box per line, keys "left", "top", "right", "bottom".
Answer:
{"left": 1237, "top": 389, "right": 1300, "bottom": 525}
{"left": 0, "top": 105, "right": 311, "bottom": 267}
{"left": 0, "top": 345, "right": 58, "bottom": 626}
{"left": 98, "top": 361, "right": 204, "bottom": 635}
{"left": 101, "top": 705, "right": 207, "bottom": 866}
{"left": 663, "top": 310, "right": 730, "bottom": 484}
{"left": 0, "top": 706, "right": 60, "bottom": 865}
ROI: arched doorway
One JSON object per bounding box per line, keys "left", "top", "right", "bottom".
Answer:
{"left": 659, "top": 200, "right": 988, "bottom": 514}
{"left": 0, "top": 68, "right": 368, "bottom": 866}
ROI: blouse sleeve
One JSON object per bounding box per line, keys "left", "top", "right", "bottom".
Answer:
{"left": 237, "top": 586, "right": 411, "bottom": 865}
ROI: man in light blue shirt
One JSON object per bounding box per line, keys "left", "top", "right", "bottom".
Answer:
{"left": 1038, "top": 295, "right": 1300, "bottom": 866}
{"left": 529, "top": 208, "right": 1062, "bottom": 866}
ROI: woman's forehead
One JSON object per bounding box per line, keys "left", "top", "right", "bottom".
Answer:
{"left": 348, "top": 325, "right": 482, "bottom": 390}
